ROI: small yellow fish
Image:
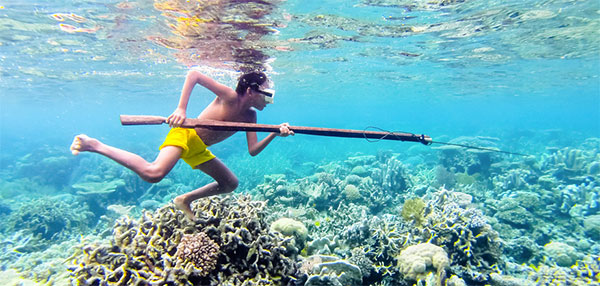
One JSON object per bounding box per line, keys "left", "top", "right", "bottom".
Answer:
{"left": 314, "top": 221, "right": 321, "bottom": 227}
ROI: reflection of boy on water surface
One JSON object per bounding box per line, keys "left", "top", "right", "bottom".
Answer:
{"left": 70, "top": 70, "right": 293, "bottom": 220}
{"left": 152, "top": 0, "right": 280, "bottom": 71}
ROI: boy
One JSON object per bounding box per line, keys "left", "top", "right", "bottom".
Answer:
{"left": 70, "top": 70, "right": 293, "bottom": 220}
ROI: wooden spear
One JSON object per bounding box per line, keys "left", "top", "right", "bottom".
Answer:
{"left": 120, "top": 115, "right": 432, "bottom": 145}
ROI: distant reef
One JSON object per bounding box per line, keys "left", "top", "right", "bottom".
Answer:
{"left": 0, "top": 136, "right": 598, "bottom": 285}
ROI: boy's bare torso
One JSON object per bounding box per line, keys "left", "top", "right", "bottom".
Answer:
{"left": 194, "top": 97, "right": 254, "bottom": 146}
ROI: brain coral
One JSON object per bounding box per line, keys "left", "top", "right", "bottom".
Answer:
{"left": 176, "top": 232, "right": 219, "bottom": 276}
{"left": 271, "top": 217, "right": 308, "bottom": 242}
{"left": 397, "top": 243, "right": 449, "bottom": 282}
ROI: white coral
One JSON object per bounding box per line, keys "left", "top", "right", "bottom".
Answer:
{"left": 397, "top": 243, "right": 449, "bottom": 281}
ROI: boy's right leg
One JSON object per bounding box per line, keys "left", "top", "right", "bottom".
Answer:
{"left": 173, "top": 157, "right": 238, "bottom": 220}
{"left": 70, "top": 134, "right": 181, "bottom": 183}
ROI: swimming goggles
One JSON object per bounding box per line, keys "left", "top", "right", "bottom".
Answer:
{"left": 257, "top": 88, "right": 275, "bottom": 104}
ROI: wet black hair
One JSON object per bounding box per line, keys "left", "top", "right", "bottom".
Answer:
{"left": 235, "top": 71, "right": 268, "bottom": 95}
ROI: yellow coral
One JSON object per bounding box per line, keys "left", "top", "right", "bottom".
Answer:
{"left": 401, "top": 198, "right": 426, "bottom": 226}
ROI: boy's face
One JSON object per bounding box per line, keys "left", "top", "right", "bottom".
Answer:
{"left": 250, "top": 82, "right": 273, "bottom": 111}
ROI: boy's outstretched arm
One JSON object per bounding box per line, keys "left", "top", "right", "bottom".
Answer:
{"left": 246, "top": 112, "right": 294, "bottom": 156}
{"left": 167, "top": 70, "right": 237, "bottom": 127}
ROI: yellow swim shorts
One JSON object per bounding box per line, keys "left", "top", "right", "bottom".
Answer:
{"left": 159, "top": 128, "right": 216, "bottom": 168}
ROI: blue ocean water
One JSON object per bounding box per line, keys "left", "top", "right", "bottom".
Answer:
{"left": 0, "top": 0, "right": 599, "bottom": 284}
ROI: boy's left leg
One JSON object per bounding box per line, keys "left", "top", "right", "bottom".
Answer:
{"left": 173, "top": 157, "right": 238, "bottom": 220}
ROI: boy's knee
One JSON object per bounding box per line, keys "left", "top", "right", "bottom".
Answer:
{"left": 143, "top": 165, "right": 168, "bottom": 184}
{"left": 221, "top": 176, "right": 239, "bottom": 193}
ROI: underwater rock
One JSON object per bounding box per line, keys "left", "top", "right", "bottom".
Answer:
{"left": 494, "top": 198, "right": 534, "bottom": 228}
{"left": 543, "top": 241, "right": 581, "bottom": 267}
{"left": 397, "top": 243, "right": 449, "bottom": 283}
{"left": 512, "top": 191, "right": 540, "bottom": 211}
{"left": 504, "top": 236, "right": 539, "bottom": 264}
{"left": 300, "top": 255, "right": 362, "bottom": 286}
{"left": 583, "top": 215, "right": 600, "bottom": 240}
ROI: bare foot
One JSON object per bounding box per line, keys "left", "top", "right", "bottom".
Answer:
{"left": 173, "top": 196, "right": 197, "bottom": 221}
{"left": 70, "top": 134, "right": 100, "bottom": 155}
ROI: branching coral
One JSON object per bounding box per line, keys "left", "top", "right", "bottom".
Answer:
{"left": 68, "top": 195, "right": 298, "bottom": 285}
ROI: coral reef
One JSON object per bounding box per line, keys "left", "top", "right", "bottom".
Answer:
{"left": 397, "top": 243, "right": 448, "bottom": 285}
{"left": 434, "top": 136, "right": 500, "bottom": 175}
{"left": 254, "top": 153, "right": 414, "bottom": 216}
{"left": 298, "top": 255, "right": 363, "bottom": 286}
{"left": 2, "top": 196, "right": 94, "bottom": 252}
{"left": 2, "top": 135, "right": 599, "bottom": 286}
{"left": 414, "top": 190, "right": 503, "bottom": 284}
{"left": 401, "top": 197, "right": 425, "bottom": 226}
{"left": 270, "top": 217, "right": 308, "bottom": 242}
{"left": 68, "top": 195, "right": 298, "bottom": 285}
{"left": 12, "top": 146, "right": 77, "bottom": 189}
{"left": 543, "top": 241, "right": 581, "bottom": 267}
{"left": 175, "top": 232, "right": 220, "bottom": 276}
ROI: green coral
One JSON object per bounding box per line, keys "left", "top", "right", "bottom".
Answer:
{"left": 401, "top": 197, "right": 426, "bottom": 226}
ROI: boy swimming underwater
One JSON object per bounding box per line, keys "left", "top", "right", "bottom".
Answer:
{"left": 70, "top": 70, "right": 293, "bottom": 220}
